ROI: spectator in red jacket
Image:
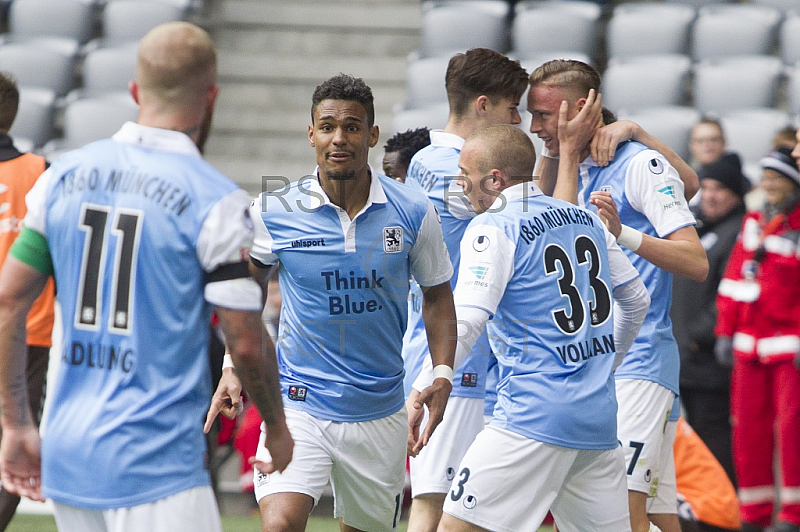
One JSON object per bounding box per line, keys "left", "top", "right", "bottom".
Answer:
{"left": 715, "top": 146, "right": 800, "bottom": 532}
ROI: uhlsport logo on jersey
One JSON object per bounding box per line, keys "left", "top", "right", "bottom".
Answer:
{"left": 654, "top": 181, "right": 682, "bottom": 212}
{"left": 472, "top": 235, "right": 490, "bottom": 252}
{"left": 383, "top": 226, "right": 403, "bottom": 253}
{"left": 648, "top": 157, "right": 665, "bottom": 175}
{"left": 464, "top": 263, "right": 491, "bottom": 291}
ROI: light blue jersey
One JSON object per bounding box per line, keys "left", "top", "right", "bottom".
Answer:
{"left": 457, "top": 183, "right": 638, "bottom": 450}
{"left": 402, "top": 131, "right": 491, "bottom": 399}
{"left": 250, "top": 169, "right": 452, "bottom": 422}
{"left": 578, "top": 141, "right": 696, "bottom": 395}
{"left": 23, "top": 123, "right": 257, "bottom": 509}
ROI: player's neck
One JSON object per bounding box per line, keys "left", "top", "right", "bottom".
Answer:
{"left": 319, "top": 170, "right": 371, "bottom": 219}
{"left": 443, "top": 117, "right": 474, "bottom": 141}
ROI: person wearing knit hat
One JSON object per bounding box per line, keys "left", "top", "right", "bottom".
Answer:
{"left": 672, "top": 152, "right": 747, "bottom": 489}
{"left": 715, "top": 143, "right": 800, "bottom": 532}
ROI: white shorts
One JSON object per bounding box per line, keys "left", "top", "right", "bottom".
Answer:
{"left": 646, "top": 420, "right": 678, "bottom": 515}
{"left": 410, "top": 396, "right": 485, "bottom": 497}
{"left": 442, "top": 426, "right": 631, "bottom": 532}
{"left": 253, "top": 407, "right": 406, "bottom": 532}
{"left": 616, "top": 379, "right": 676, "bottom": 497}
{"left": 52, "top": 486, "right": 221, "bottom": 532}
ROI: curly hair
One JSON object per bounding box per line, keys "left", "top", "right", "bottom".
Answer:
{"left": 0, "top": 72, "right": 19, "bottom": 133}
{"left": 312, "top": 73, "right": 375, "bottom": 126}
{"left": 383, "top": 127, "right": 431, "bottom": 168}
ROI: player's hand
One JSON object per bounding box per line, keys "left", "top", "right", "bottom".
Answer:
{"left": 408, "top": 378, "right": 451, "bottom": 457}
{"left": 590, "top": 120, "right": 640, "bottom": 166}
{"left": 204, "top": 368, "right": 243, "bottom": 434}
{"left": 406, "top": 388, "right": 424, "bottom": 456}
{"left": 589, "top": 191, "right": 622, "bottom": 238}
{"left": 558, "top": 88, "right": 602, "bottom": 158}
{"left": 0, "top": 425, "right": 44, "bottom": 502}
{"left": 714, "top": 336, "right": 734, "bottom": 368}
{"left": 253, "top": 420, "right": 294, "bottom": 475}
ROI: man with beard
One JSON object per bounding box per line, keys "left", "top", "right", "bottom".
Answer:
{"left": 0, "top": 21, "right": 293, "bottom": 532}
{"left": 248, "top": 74, "right": 456, "bottom": 532}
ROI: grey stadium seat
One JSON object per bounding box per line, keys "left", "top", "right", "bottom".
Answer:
{"left": 606, "top": 4, "right": 696, "bottom": 60}
{"left": 420, "top": 1, "right": 510, "bottom": 58}
{"left": 692, "top": 4, "right": 781, "bottom": 61}
{"left": 616, "top": 106, "right": 701, "bottom": 162}
{"left": 0, "top": 40, "right": 77, "bottom": 96}
{"left": 44, "top": 95, "right": 139, "bottom": 156}
{"left": 404, "top": 55, "right": 451, "bottom": 110}
{"left": 102, "top": 0, "right": 186, "bottom": 44}
{"left": 692, "top": 55, "right": 783, "bottom": 115}
{"left": 391, "top": 103, "right": 449, "bottom": 134}
{"left": 602, "top": 55, "right": 691, "bottom": 114}
{"left": 720, "top": 108, "right": 791, "bottom": 182}
{"left": 783, "top": 64, "right": 800, "bottom": 116}
{"left": 80, "top": 44, "right": 139, "bottom": 96}
{"left": 8, "top": 87, "right": 57, "bottom": 149}
{"left": 780, "top": 11, "right": 800, "bottom": 66}
{"left": 511, "top": 1, "right": 602, "bottom": 61}
{"left": 8, "top": 0, "right": 95, "bottom": 44}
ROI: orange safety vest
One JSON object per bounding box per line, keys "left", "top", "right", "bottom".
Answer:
{"left": 675, "top": 417, "right": 741, "bottom": 530}
{"left": 0, "top": 153, "right": 55, "bottom": 347}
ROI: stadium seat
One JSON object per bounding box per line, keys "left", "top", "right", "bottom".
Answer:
{"left": 602, "top": 55, "right": 691, "bottom": 114}
{"left": 753, "top": 0, "right": 798, "bottom": 10}
{"left": 784, "top": 64, "right": 800, "bottom": 116}
{"left": 0, "top": 40, "right": 77, "bottom": 96}
{"left": 780, "top": 11, "right": 800, "bottom": 66}
{"left": 420, "top": 1, "right": 510, "bottom": 58}
{"left": 720, "top": 108, "right": 791, "bottom": 182}
{"left": 8, "top": 87, "right": 57, "bottom": 149}
{"left": 102, "top": 0, "right": 186, "bottom": 44}
{"left": 511, "top": 1, "right": 602, "bottom": 62}
{"left": 606, "top": 4, "right": 695, "bottom": 60}
{"left": 43, "top": 94, "right": 139, "bottom": 156}
{"left": 7, "top": 0, "right": 95, "bottom": 44}
{"left": 391, "top": 103, "right": 449, "bottom": 134}
{"left": 692, "top": 55, "right": 783, "bottom": 115}
{"left": 79, "top": 44, "right": 138, "bottom": 96}
{"left": 692, "top": 4, "right": 781, "bottom": 61}
{"left": 403, "top": 55, "right": 451, "bottom": 110}
{"left": 616, "top": 106, "right": 701, "bottom": 162}
{"left": 670, "top": 0, "right": 735, "bottom": 6}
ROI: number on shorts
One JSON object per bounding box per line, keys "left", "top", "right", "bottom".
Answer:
{"left": 544, "top": 237, "right": 612, "bottom": 334}
{"left": 450, "top": 467, "right": 470, "bottom": 501}
{"left": 75, "top": 204, "right": 143, "bottom": 334}
{"left": 627, "top": 440, "right": 645, "bottom": 475}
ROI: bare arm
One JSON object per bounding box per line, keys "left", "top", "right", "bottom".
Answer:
{"left": 591, "top": 120, "right": 699, "bottom": 201}
{"left": 591, "top": 191, "right": 709, "bottom": 281}
{"left": 215, "top": 305, "right": 293, "bottom": 474}
{"left": 408, "top": 281, "right": 456, "bottom": 456}
{"left": 0, "top": 257, "right": 48, "bottom": 501}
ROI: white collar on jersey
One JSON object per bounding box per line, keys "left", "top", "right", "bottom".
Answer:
{"left": 306, "top": 165, "right": 388, "bottom": 211}
{"left": 429, "top": 130, "right": 465, "bottom": 150}
{"left": 112, "top": 122, "right": 202, "bottom": 158}
{"left": 487, "top": 180, "right": 543, "bottom": 211}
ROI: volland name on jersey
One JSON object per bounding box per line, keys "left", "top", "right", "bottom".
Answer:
{"left": 555, "top": 333, "right": 615, "bottom": 365}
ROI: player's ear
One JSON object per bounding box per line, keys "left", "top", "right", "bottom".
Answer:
{"left": 308, "top": 124, "right": 315, "bottom": 147}
{"left": 129, "top": 81, "right": 139, "bottom": 104}
{"left": 575, "top": 97, "right": 587, "bottom": 112}
{"left": 475, "top": 95, "right": 489, "bottom": 117}
{"left": 369, "top": 125, "right": 379, "bottom": 148}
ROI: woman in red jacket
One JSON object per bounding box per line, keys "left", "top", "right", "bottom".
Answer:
{"left": 715, "top": 146, "right": 800, "bottom": 532}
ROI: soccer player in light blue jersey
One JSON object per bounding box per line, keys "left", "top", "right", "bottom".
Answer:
{"left": 0, "top": 22, "right": 292, "bottom": 532}
{"left": 401, "top": 48, "right": 529, "bottom": 532}
{"left": 248, "top": 74, "right": 456, "bottom": 532}
{"left": 528, "top": 59, "right": 709, "bottom": 532}
{"left": 415, "top": 124, "right": 650, "bottom": 532}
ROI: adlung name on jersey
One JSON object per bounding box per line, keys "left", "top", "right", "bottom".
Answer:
{"left": 56, "top": 165, "right": 192, "bottom": 217}
{"left": 519, "top": 205, "right": 596, "bottom": 245}
{"left": 322, "top": 269, "right": 386, "bottom": 315}
{"left": 62, "top": 340, "right": 135, "bottom": 373}
{"left": 555, "top": 334, "right": 615, "bottom": 365}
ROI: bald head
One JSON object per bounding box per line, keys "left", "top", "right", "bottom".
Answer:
{"left": 465, "top": 124, "right": 537, "bottom": 181}
{"left": 135, "top": 22, "right": 216, "bottom": 112}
